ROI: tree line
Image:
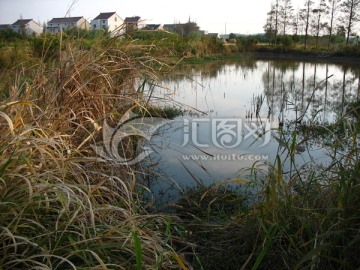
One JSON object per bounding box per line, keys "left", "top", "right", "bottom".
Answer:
{"left": 264, "top": 0, "right": 360, "bottom": 48}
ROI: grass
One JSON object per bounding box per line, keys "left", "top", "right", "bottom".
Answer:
{"left": 0, "top": 33, "right": 190, "bottom": 269}
{"left": 1, "top": 28, "right": 360, "bottom": 269}
{"left": 170, "top": 96, "right": 360, "bottom": 269}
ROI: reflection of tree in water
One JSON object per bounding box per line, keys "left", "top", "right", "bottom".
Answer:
{"left": 261, "top": 60, "right": 360, "bottom": 124}
{"left": 161, "top": 59, "right": 258, "bottom": 82}
{"left": 158, "top": 60, "right": 260, "bottom": 108}
{"left": 155, "top": 59, "right": 360, "bottom": 122}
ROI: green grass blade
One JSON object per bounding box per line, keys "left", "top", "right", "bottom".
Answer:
{"left": 132, "top": 231, "right": 143, "bottom": 270}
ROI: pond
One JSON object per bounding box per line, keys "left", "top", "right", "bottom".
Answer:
{"left": 139, "top": 58, "right": 360, "bottom": 203}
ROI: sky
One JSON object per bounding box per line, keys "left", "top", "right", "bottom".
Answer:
{"left": 0, "top": 0, "right": 305, "bottom": 35}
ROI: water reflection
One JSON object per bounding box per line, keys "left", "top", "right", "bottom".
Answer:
{"left": 142, "top": 59, "right": 360, "bottom": 203}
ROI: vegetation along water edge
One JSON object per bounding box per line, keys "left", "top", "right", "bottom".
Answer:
{"left": 0, "top": 9, "right": 360, "bottom": 269}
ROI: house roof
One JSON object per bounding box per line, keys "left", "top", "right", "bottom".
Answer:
{"left": 144, "top": 24, "right": 161, "bottom": 30}
{"left": 48, "top": 17, "right": 84, "bottom": 24}
{"left": 12, "top": 19, "right": 33, "bottom": 26}
{"left": 0, "top": 24, "right": 11, "bottom": 29}
{"left": 163, "top": 24, "right": 175, "bottom": 30}
{"left": 124, "top": 16, "right": 141, "bottom": 23}
{"left": 93, "top": 12, "right": 116, "bottom": 20}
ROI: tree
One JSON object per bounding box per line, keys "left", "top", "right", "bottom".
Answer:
{"left": 264, "top": 1, "right": 280, "bottom": 45}
{"left": 340, "top": 0, "right": 360, "bottom": 45}
{"left": 326, "top": 0, "right": 340, "bottom": 49}
{"left": 42, "top": 22, "right": 47, "bottom": 33}
{"left": 337, "top": 24, "right": 347, "bottom": 36}
{"left": 264, "top": 5, "right": 276, "bottom": 43}
{"left": 229, "top": 33, "right": 237, "bottom": 40}
{"left": 279, "top": 0, "right": 294, "bottom": 36}
{"left": 292, "top": 10, "right": 302, "bottom": 36}
{"left": 301, "top": 0, "right": 314, "bottom": 49}
{"left": 312, "top": 0, "right": 327, "bottom": 48}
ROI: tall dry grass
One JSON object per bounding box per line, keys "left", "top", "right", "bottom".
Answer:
{"left": 0, "top": 35, "right": 188, "bottom": 269}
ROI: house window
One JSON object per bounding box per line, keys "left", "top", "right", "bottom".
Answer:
{"left": 93, "top": 24, "right": 96, "bottom": 28}
{"left": 103, "top": 20, "right": 106, "bottom": 24}
{"left": 115, "top": 17, "right": 117, "bottom": 22}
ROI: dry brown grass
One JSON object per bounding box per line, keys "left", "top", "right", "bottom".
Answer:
{"left": 0, "top": 35, "right": 189, "bottom": 269}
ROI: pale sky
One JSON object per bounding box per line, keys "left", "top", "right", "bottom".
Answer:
{"left": 0, "top": 0, "right": 305, "bottom": 34}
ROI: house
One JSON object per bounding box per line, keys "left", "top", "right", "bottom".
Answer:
{"left": 11, "top": 19, "right": 43, "bottom": 35}
{"left": 46, "top": 17, "right": 90, "bottom": 33}
{"left": 91, "top": 12, "right": 124, "bottom": 34}
{"left": 208, "top": 33, "right": 220, "bottom": 38}
{"left": 220, "top": 34, "right": 230, "bottom": 39}
{"left": 163, "top": 21, "right": 203, "bottom": 37}
{"left": 0, "top": 24, "right": 11, "bottom": 30}
{"left": 143, "top": 24, "right": 163, "bottom": 31}
{"left": 124, "top": 16, "right": 143, "bottom": 31}
{"left": 163, "top": 24, "right": 175, "bottom": 32}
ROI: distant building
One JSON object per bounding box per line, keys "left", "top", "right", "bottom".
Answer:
{"left": 143, "top": 24, "right": 163, "bottom": 31}
{"left": 0, "top": 24, "right": 11, "bottom": 30}
{"left": 163, "top": 21, "right": 203, "bottom": 37}
{"left": 124, "top": 16, "right": 144, "bottom": 31}
{"left": 91, "top": 12, "right": 124, "bottom": 35}
{"left": 46, "top": 17, "right": 90, "bottom": 33}
{"left": 11, "top": 19, "right": 43, "bottom": 35}
{"left": 163, "top": 24, "right": 175, "bottom": 32}
{"left": 208, "top": 33, "right": 220, "bottom": 38}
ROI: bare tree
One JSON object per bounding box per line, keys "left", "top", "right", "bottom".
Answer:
{"left": 340, "top": 0, "right": 360, "bottom": 45}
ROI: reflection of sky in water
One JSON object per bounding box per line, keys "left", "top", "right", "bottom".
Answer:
{"left": 142, "top": 60, "right": 360, "bottom": 203}
{"left": 142, "top": 119, "right": 330, "bottom": 202}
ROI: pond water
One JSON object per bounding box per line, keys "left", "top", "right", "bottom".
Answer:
{"left": 140, "top": 59, "right": 360, "bottom": 203}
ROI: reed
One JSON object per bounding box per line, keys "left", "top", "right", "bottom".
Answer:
{"left": 173, "top": 99, "right": 360, "bottom": 269}
{"left": 0, "top": 34, "right": 188, "bottom": 269}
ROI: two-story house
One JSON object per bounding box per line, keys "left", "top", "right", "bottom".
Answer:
{"left": 46, "top": 17, "right": 90, "bottom": 33}
{"left": 91, "top": 12, "right": 124, "bottom": 35}
{"left": 11, "top": 19, "right": 43, "bottom": 35}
